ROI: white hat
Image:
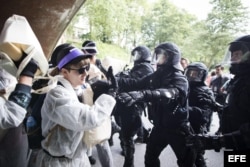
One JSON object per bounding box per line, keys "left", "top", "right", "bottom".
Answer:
{"left": 0, "top": 14, "right": 48, "bottom": 78}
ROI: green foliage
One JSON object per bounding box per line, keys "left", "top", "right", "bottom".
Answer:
{"left": 208, "top": 0, "right": 249, "bottom": 34}
{"left": 65, "top": 39, "right": 130, "bottom": 63}
{"left": 64, "top": 0, "right": 250, "bottom": 69}
{"left": 201, "top": 0, "right": 250, "bottom": 67}
{"left": 96, "top": 42, "right": 130, "bottom": 62}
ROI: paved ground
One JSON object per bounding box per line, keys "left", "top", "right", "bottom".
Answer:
{"left": 92, "top": 112, "right": 225, "bottom": 167}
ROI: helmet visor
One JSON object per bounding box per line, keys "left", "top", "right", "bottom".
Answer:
{"left": 131, "top": 50, "right": 141, "bottom": 62}
{"left": 185, "top": 67, "right": 205, "bottom": 82}
{"left": 222, "top": 42, "right": 250, "bottom": 65}
{"left": 152, "top": 48, "right": 169, "bottom": 65}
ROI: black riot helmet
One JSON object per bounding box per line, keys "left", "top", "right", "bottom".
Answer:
{"left": 223, "top": 35, "right": 250, "bottom": 65}
{"left": 152, "top": 42, "right": 183, "bottom": 71}
{"left": 131, "top": 45, "right": 151, "bottom": 63}
{"left": 222, "top": 35, "right": 250, "bottom": 74}
{"left": 184, "top": 62, "right": 208, "bottom": 83}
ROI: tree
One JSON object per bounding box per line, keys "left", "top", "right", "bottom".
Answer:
{"left": 201, "top": 0, "right": 250, "bottom": 67}
{"left": 141, "top": 0, "right": 200, "bottom": 55}
{"left": 63, "top": 0, "right": 250, "bottom": 69}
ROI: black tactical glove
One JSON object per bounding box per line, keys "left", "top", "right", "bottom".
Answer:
{"left": 117, "top": 88, "right": 176, "bottom": 107}
{"left": 20, "top": 59, "right": 38, "bottom": 78}
{"left": 106, "top": 66, "right": 118, "bottom": 97}
{"left": 117, "top": 91, "right": 144, "bottom": 107}
{"left": 90, "top": 80, "right": 110, "bottom": 101}
{"left": 186, "top": 134, "right": 224, "bottom": 152}
{"left": 91, "top": 78, "right": 118, "bottom": 100}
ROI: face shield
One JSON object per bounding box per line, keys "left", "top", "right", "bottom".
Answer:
{"left": 152, "top": 48, "right": 169, "bottom": 66}
{"left": 222, "top": 42, "right": 250, "bottom": 66}
{"left": 184, "top": 67, "right": 205, "bottom": 82}
{"left": 130, "top": 50, "right": 142, "bottom": 63}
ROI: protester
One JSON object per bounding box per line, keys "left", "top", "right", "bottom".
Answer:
{"left": 82, "top": 40, "right": 116, "bottom": 166}
{"left": 209, "top": 64, "right": 229, "bottom": 134}
{"left": 33, "top": 46, "right": 116, "bottom": 167}
{"left": 0, "top": 14, "right": 48, "bottom": 167}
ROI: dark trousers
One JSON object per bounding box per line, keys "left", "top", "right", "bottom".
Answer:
{"left": 145, "top": 127, "right": 196, "bottom": 167}
{"left": 115, "top": 106, "right": 142, "bottom": 167}
{"left": 0, "top": 125, "right": 30, "bottom": 167}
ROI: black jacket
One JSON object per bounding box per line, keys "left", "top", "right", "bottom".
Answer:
{"left": 188, "top": 83, "right": 214, "bottom": 133}
{"left": 115, "top": 61, "right": 154, "bottom": 114}
{"left": 222, "top": 64, "right": 250, "bottom": 150}
{"left": 118, "top": 66, "right": 189, "bottom": 129}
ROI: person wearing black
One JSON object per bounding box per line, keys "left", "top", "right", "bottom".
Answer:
{"left": 113, "top": 45, "right": 154, "bottom": 166}
{"left": 210, "top": 64, "right": 229, "bottom": 105}
{"left": 209, "top": 64, "right": 229, "bottom": 134}
{"left": 129, "top": 46, "right": 154, "bottom": 143}
{"left": 117, "top": 42, "right": 195, "bottom": 167}
{"left": 187, "top": 35, "right": 250, "bottom": 154}
{"left": 185, "top": 62, "right": 216, "bottom": 167}
{"left": 82, "top": 40, "right": 117, "bottom": 166}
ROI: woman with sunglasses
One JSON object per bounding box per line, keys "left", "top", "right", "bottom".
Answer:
{"left": 34, "top": 46, "right": 116, "bottom": 167}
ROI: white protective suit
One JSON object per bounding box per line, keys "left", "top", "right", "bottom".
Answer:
{"left": 0, "top": 15, "right": 48, "bottom": 167}
{"left": 0, "top": 68, "right": 26, "bottom": 130}
{"left": 34, "top": 76, "right": 116, "bottom": 167}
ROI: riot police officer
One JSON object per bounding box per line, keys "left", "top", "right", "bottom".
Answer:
{"left": 187, "top": 35, "right": 250, "bottom": 153}
{"left": 185, "top": 62, "right": 216, "bottom": 167}
{"left": 114, "top": 45, "right": 154, "bottom": 167}
{"left": 117, "top": 42, "right": 195, "bottom": 167}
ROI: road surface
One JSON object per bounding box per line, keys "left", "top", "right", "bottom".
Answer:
{"left": 92, "top": 112, "right": 225, "bottom": 167}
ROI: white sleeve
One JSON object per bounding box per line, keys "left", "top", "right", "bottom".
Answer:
{"left": 0, "top": 97, "right": 26, "bottom": 129}
{"left": 42, "top": 87, "right": 116, "bottom": 131}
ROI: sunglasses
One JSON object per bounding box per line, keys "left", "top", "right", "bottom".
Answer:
{"left": 67, "top": 64, "right": 90, "bottom": 74}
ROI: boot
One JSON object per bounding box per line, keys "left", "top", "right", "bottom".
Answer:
{"left": 88, "top": 156, "right": 96, "bottom": 165}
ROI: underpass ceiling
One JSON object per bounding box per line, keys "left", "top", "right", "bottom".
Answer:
{"left": 0, "top": 0, "right": 86, "bottom": 59}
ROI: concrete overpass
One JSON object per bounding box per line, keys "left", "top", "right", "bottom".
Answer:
{"left": 0, "top": 0, "right": 87, "bottom": 59}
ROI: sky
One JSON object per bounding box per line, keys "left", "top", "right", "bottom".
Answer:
{"left": 169, "top": 0, "right": 212, "bottom": 20}
{"left": 169, "top": 0, "right": 250, "bottom": 21}
{"left": 168, "top": 0, "right": 250, "bottom": 34}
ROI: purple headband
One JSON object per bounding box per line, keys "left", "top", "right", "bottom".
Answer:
{"left": 57, "top": 48, "right": 84, "bottom": 69}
